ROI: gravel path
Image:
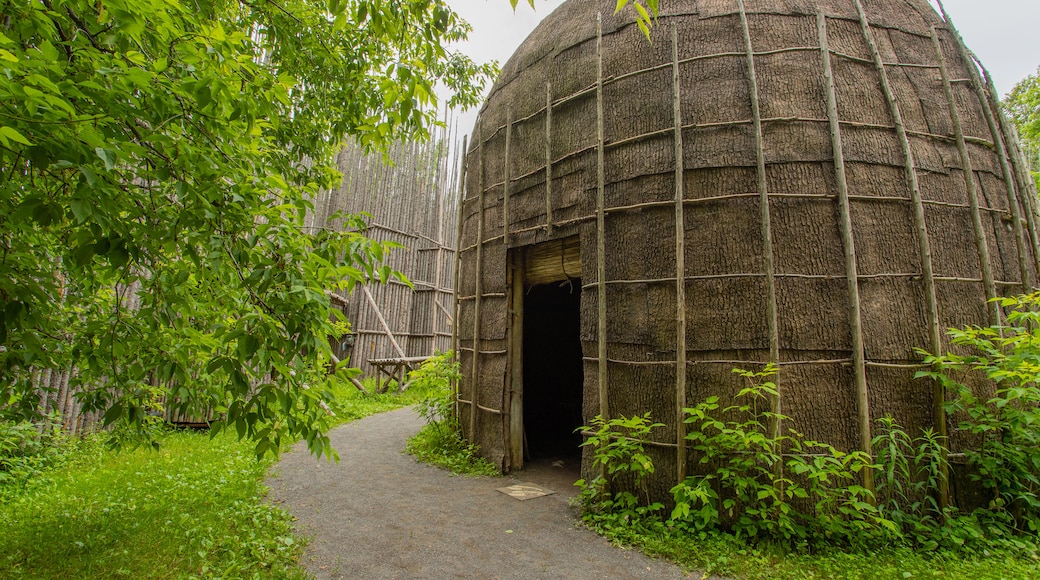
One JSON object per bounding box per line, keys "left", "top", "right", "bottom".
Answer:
{"left": 267, "top": 407, "right": 696, "bottom": 579}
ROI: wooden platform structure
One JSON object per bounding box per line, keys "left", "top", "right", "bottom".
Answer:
{"left": 369, "top": 356, "right": 431, "bottom": 393}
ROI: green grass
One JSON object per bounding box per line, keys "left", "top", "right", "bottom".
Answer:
{"left": 584, "top": 518, "right": 1040, "bottom": 580}
{"left": 0, "top": 430, "right": 305, "bottom": 579}
{"left": 324, "top": 377, "right": 433, "bottom": 428}
{"left": 0, "top": 379, "right": 430, "bottom": 579}
{"left": 405, "top": 421, "right": 500, "bottom": 477}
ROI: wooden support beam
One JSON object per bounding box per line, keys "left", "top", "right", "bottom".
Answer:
{"left": 932, "top": 27, "right": 999, "bottom": 325}
{"left": 595, "top": 13, "right": 609, "bottom": 425}
{"left": 452, "top": 135, "right": 468, "bottom": 422}
{"left": 819, "top": 9, "right": 874, "bottom": 495}
{"left": 504, "top": 110, "right": 513, "bottom": 247}
{"left": 853, "top": 0, "right": 948, "bottom": 509}
{"left": 362, "top": 286, "right": 406, "bottom": 360}
{"left": 470, "top": 128, "right": 486, "bottom": 443}
{"left": 963, "top": 69, "right": 1031, "bottom": 292}
{"left": 671, "top": 24, "right": 689, "bottom": 485}
{"left": 507, "top": 250, "right": 525, "bottom": 471}
{"left": 738, "top": 0, "right": 781, "bottom": 442}
{"left": 545, "top": 82, "right": 555, "bottom": 236}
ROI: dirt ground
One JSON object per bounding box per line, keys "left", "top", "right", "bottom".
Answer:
{"left": 267, "top": 407, "right": 701, "bottom": 579}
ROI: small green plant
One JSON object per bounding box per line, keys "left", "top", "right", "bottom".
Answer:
{"left": 405, "top": 352, "right": 499, "bottom": 477}
{"left": 918, "top": 292, "right": 1040, "bottom": 537}
{"left": 572, "top": 296, "right": 1040, "bottom": 576}
{"left": 0, "top": 413, "right": 73, "bottom": 493}
{"left": 869, "top": 416, "right": 981, "bottom": 550}
{"left": 575, "top": 413, "right": 665, "bottom": 528}
{"left": 671, "top": 364, "right": 883, "bottom": 547}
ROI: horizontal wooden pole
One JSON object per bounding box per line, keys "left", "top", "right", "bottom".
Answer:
{"left": 456, "top": 398, "right": 503, "bottom": 415}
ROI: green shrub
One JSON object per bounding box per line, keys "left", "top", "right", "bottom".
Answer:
{"left": 579, "top": 293, "right": 1040, "bottom": 554}
{"left": 576, "top": 413, "right": 665, "bottom": 528}
{"left": 0, "top": 413, "right": 70, "bottom": 491}
{"left": 572, "top": 293, "right": 1040, "bottom": 576}
{"left": 405, "top": 352, "right": 498, "bottom": 477}
{"left": 918, "top": 292, "right": 1040, "bottom": 538}
{"left": 668, "top": 365, "right": 884, "bottom": 549}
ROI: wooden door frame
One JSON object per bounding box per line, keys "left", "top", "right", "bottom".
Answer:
{"left": 506, "top": 247, "right": 525, "bottom": 471}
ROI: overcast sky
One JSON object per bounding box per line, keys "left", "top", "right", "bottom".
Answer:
{"left": 444, "top": 0, "right": 1040, "bottom": 137}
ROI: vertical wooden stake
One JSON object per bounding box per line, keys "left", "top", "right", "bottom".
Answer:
{"left": 451, "top": 136, "right": 468, "bottom": 421}
{"left": 932, "top": 28, "right": 999, "bottom": 325}
{"left": 504, "top": 110, "right": 513, "bottom": 247}
{"left": 507, "top": 250, "right": 526, "bottom": 470}
{"left": 978, "top": 65, "right": 1040, "bottom": 284}
{"left": 595, "top": 13, "right": 609, "bottom": 425}
{"left": 819, "top": 9, "right": 874, "bottom": 495}
{"left": 965, "top": 72, "right": 1031, "bottom": 292}
{"left": 738, "top": 0, "right": 781, "bottom": 442}
{"left": 470, "top": 130, "right": 486, "bottom": 443}
{"left": 671, "top": 25, "right": 689, "bottom": 485}
{"left": 546, "top": 82, "right": 555, "bottom": 236}
{"left": 432, "top": 126, "right": 449, "bottom": 355}
{"left": 853, "top": 0, "right": 948, "bottom": 509}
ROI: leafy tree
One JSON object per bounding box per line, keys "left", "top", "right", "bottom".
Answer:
{"left": 0, "top": 0, "right": 495, "bottom": 458}
{"left": 0, "top": 0, "right": 665, "bottom": 459}
{"left": 1004, "top": 66, "right": 1040, "bottom": 187}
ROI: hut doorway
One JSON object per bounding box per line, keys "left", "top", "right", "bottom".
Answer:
{"left": 507, "top": 237, "right": 583, "bottom": 472}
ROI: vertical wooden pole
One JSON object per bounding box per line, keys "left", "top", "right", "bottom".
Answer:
{"left": 504, "top": 110, "right": 513, "bottom": 247}
{"left": 977, "top": 65, "right": 1040, "bottom": 283}
{"left": 819, "top": 10, "right": 874, "bottom": 495}
{"left": 451, "top": 136, "right": 468, "bottom": 421}
{"left": 737, "top": 0, "right": 781, "bottom": 439}
{"left": 508, "top": 250, "right": 525, "bottom": 470}
{"left": 470, "top": 129, "right": 486, "bottom": 442}
{"left": 984, "top": 118, "right": 1032, "bottom": 290}
{"left": 932, "top": 28, "right": 999, "bottom": 325}
{"left": 853, "top": 0, "right": 948, "bottom": 508}
{"left": 501, "top": 111, "right": 514, "bottom": 460}
{"left": 431, "top": 127, "right": 451, "bottom": 355}
{"left": 671, "top": 25, "right": 689, "bottom": 484}
{"left": 595, "top": 13, "right": 609, "bottom": 424}
{"left": 956, "top": 56, "right": 1031, "bottom": 291}
{"left": 546, "top": 82, "right": 555, "bottom": 236}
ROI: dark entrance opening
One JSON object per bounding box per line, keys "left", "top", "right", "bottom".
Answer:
{"left": 523, "top": 280, "right": 584, "bottom": 463}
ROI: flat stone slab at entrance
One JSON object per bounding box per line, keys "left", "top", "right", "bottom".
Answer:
{"left": 267, "top": 406, "right": 698, "bottom": 580}
{"left": 496, "top": 483, "right": 556, "bottom": 501}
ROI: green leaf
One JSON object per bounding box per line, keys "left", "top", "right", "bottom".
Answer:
{"left": 0, "top": 126, "right": 32, "bottom": 146}
{"left": 79, "top": 166, "right": 97, "bottom": 187}
{"left": 95, "top": 148, "right": 118, "bottom": 171}
{"left": 72, "top": 242, "right": 96, "bottom": 268}
{"left": 103, "top": 403, "right": 124, "bottom": 426}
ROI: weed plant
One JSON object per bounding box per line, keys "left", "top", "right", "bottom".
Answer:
{"left": 0, "top": 413, "right": 71, "bottom": 494}
{"left": 405, "top": 352, "right": 499, "bottom": 477}
{"left": 576, "top": 413, "right": 665, "bottom": 526}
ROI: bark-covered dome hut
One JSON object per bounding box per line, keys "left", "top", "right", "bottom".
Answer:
{"left": 454, "top": 0, "right": 1040, "bottom": 505}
